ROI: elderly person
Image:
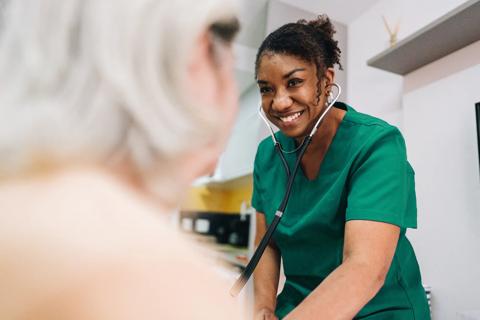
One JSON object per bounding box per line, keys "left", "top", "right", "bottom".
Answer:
{"left": 0, "top": 0, "right": 241, "bottom": 319}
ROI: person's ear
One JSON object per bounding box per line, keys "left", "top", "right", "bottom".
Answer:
{"left": 186, "top": 29, "right": 236, "bottom": 111}
{"left": 184, "top": 29, "right": 238, "bottom": 177}
{"left": 186, "top": 31, "right": 218, "bottom": 106}
{"left": 323, "top": 67, "right": 335, "bottom": 93}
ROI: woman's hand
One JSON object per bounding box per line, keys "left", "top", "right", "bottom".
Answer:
{"left": 254, "top": 307, "right": 278, "bottom": 320}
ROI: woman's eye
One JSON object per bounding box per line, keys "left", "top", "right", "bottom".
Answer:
{"left": 259, "top": 86, "right": 272, "bottom": 94}
{"left": 287, "top": 78, "right": 303, "bottom": 87}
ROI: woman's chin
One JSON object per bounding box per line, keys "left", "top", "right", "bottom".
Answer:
{"left": 276, "top": 119, "right": 309, "bottom": 137}
{"left": 281, "top": 128, "right": 308, "bottom": 141}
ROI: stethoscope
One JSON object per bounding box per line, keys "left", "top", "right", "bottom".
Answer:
{"left": 230, "top": 83, "right": 342, "bottom": 297}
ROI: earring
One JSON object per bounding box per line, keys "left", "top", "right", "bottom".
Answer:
{"left": 326, "top": 91, "right": 334, "bottom": 106}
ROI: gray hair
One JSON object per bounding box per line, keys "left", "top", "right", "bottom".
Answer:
{"left": 0, "top": 0, "right": 238, "bottom": 197}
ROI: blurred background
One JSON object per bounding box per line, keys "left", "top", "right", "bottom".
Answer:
{"left": 1, "top": 0, "right": 478, "bottom": 319}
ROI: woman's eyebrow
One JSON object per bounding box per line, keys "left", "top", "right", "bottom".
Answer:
{"left": 257, "top": 68, "right": 306, "bottom": 84}
{"left": 283, "top": 68, "right": 305, "bottom": 79}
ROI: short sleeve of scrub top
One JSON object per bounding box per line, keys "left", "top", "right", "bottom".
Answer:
{"left": 346, "top": 126, "right": 417, "bottom": 228}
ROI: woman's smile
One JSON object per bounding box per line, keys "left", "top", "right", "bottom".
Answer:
{"left": 275, "top": 110, "right": 305, "bottom": 125}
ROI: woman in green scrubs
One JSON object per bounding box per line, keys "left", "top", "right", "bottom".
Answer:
{"left": 252, "top": 15, "right": 430, "bottom": 320}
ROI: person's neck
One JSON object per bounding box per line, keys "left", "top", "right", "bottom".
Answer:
{"left": 295, "top": 107, "right": 344, "bottom": 156}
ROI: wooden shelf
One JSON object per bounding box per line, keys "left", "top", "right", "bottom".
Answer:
{"left": 367, "top": 0, "right": 480, "bottom": 75}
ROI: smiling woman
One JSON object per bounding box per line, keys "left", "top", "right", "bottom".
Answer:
{"left": 257, "top": 54, "right": 339, "bottom": 140}
{"left": 251, "top": 15, "right": 431, "bottom": 320}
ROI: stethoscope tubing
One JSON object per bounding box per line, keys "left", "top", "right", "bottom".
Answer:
{"left": 230, "top": 136, "right": 311, "bottom": 297}
{"left": 230, "top": 84, "right": 341, "bottom": 297}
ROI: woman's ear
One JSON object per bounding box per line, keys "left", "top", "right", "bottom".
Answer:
{"left": 323, "top": 67, "right": 335, "bottom": 91}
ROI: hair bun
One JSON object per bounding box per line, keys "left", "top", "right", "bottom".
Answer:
{"left": 254, "top": 13, "right": 342, "bottom": 78}
{"left": 297, "top": 14, "right": 336, "bottom": 38}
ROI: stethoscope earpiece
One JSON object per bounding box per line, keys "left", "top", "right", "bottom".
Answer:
{"left": 328, "top": 89, "right": 334, "bottom": 104}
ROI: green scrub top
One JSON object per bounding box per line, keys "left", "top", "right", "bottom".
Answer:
{"left": 252, "top": 103, "right": 430, "bottom": 319}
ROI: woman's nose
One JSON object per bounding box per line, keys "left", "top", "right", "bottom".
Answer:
{"left": 272, "top": 89, "right": 293, "bottom": 112}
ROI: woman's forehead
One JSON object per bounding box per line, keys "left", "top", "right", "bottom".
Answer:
{"left": 257, "top": 53, "right": 314, "bottom": 78}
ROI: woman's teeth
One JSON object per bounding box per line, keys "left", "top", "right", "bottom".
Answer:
{"left": 280, "top": 112, "right": 302, "bottom": 123}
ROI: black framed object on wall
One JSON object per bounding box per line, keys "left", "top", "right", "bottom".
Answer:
{"left": 476, "top": 102, "right": 480, "bottom": 174}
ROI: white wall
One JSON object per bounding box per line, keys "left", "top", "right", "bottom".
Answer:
{"left": 403, "top": 49, "right": 480, "bottom": 320}
{"left": 236, "top": 0, "right": 269, "bottom": 49}
{"left": 347, "top": 0, "right": 480, "bottom": 318}
{"left": 346, "top": 0, "right": 468, "bottom": 126}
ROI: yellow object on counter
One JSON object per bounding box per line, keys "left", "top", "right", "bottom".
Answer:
{"left": 181, "top": 175, "right": 253, "bottom": 214}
